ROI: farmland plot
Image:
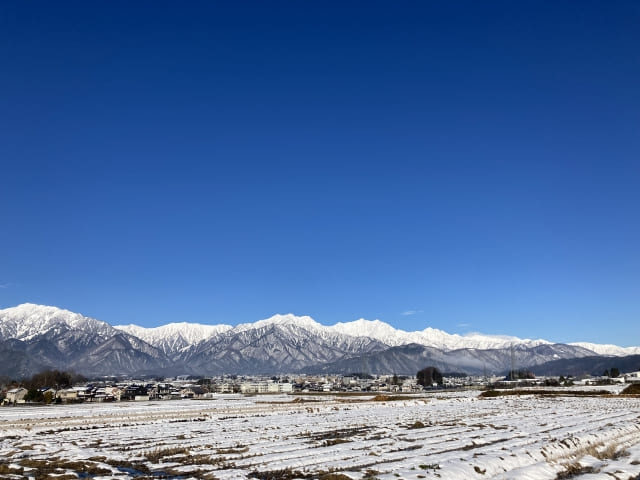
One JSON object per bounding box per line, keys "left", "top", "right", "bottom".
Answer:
{"left": 1, "top": 391, "right": 640, "bottom": 479}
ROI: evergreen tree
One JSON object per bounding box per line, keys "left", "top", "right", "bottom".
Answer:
{"left": 417, "top": 366, "right": 443, "bottom": 387}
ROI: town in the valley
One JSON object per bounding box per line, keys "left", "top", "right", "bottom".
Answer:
{"left": 4, "top": 369, "right": 640, "bottom": 405}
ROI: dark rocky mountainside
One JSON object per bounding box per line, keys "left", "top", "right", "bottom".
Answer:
{"left": 304, "top": 342, "right": 597, "bottom": 376}
{"left": 530, "top": 355, "right": 640, "bottom": 377}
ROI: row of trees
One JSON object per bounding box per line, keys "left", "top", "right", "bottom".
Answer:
{"left": 416, "top": 366, "right": 443, "bottom": 387}
{"left": 17, "top": 370, "right": 85, "bottom": 403}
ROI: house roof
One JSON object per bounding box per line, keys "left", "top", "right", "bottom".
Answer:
{"left": 7, "top": 387, "right": 27, "bottom": 393}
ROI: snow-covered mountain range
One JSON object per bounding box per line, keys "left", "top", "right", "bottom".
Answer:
{"left": 117, "top": 313, "right": 640, "bottom": 356}
{"left": 115, "top": 322, "right": 232, "bottom": 355}
{"left": 566, "top": 342, "right": 640, "bottom": 357}
{"left": 1, "top": 303, "right": 638, "bottom": 378}
{"left": 116, "top": 314, "right": 553, "bottom": 352}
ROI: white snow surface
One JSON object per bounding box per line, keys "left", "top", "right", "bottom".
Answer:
{"left": 1, "top": 390, "right": 639, "bottom": 479}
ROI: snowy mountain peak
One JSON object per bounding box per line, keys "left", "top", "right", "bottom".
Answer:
{"left": 413, "top": 327, "right": 550, "bottom": 350}
{"left": 235, "top": 313, "right": 325, "bottom": 332}
{"left": 569, "top": 342, "right": 640, "bottom": 357}
{"left": 330, "top": 320, "right": 552, "bottom": 351}
{"left": 115, "top": 322, "right": 232, "bottom": 354}
{"left": 5, "top": 303, "right": 82, "bottom": 322}
{"left": 0, "top": 303, "right": 114, "bottom": 340}
{"left": 331, "top": 318, "right": 411, "bottom": 346}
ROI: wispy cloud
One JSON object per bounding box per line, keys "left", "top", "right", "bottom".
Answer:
{"left": 457, "top": 323, "right": 471, "bottom": 328}
{"left": 401, "top": 309, "right": 423, "bottom": 316}
{"left": 0, "top": 283, "right": 12, "bottom": 289}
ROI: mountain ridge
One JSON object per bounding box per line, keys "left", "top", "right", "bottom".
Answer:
{"left": 7, "top": 303, "right": 639, "bottom": 354}
{"left": 1, "top": 303, "right": 638, "bottom": 377}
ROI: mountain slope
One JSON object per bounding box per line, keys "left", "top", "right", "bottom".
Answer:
{"left": 304, "top": 342, "right": 596, "bottom": 376}
{"left": 71, "top": 334, "right": 172, "bottom": 376}
{"left": 115, "top": 322, "right": 232, "bottom": 357}
{"left": 530, "top": 355, "right": 640, "bottom": 377}
{"left": 177, "top": 322, "right": 388, "bottom": 375}
{"left": 0, "top": 303, "right": 114, "bottom": 342}
{"left": 0, "top": 339, "right": 49, "bottom": 379}
{"left": 0, "top": 304, "right": 169, "bottom": 377}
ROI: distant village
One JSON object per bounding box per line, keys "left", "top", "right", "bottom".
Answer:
{"left": 3, "top": 370, "right": 640, "bottom": 406}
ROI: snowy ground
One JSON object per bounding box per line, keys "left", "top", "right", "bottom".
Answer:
{"left": 1, "top": 390, "right": 640, "bottom": 479}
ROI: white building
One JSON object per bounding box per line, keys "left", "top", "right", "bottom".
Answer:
{"left": 241, "top": 382, "right": 293, "bottom": 394}
{"left": 625, "top": 372, "right": 640, "bottom": 384}
{"left": 4, "top": 387, "right": 28, "bottom": 404}
{"left": 215, "top": 382, "right": 236, "bottom": 393}
{"left": 104, "top": 386, "right": 122, "bottom": 401}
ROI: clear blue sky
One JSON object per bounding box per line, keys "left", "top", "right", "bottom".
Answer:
{"left": 1, "top": 2, "right": 639, "bottom": 345}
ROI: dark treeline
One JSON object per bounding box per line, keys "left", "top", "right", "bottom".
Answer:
{"left": 416, "top": 366, "right": 443, "bottom": 386}
{"left": 6, "top": 370, "right": 86, "bottom": 403}
{"left": 23, "top": 370, "right": 85, "bottom": 390}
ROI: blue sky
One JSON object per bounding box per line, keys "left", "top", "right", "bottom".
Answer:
{"left": 1, "top": 2, "right": 639, "bottom": 345}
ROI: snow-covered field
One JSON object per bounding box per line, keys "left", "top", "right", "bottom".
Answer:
{"left": 1, "top": 390, "right": 640, "bottom": 479}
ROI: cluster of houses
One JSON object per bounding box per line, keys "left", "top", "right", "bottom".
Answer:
{"left": 2, "top": 383, "right": 213, "bottom": 405}
{"left": 0, "top": 372, "right": 485, "bottom": 405}
{"left": 1, "top": 374, "right": 423, "bottom": 405}
{"left": 575, "top": 371, "right": 640, "bottom": 386}
{"left": 1, "top": 378, "right": 308, "bottom": 405}
{"left": 3, "top": 371, "right": 639, "bottom": 405}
